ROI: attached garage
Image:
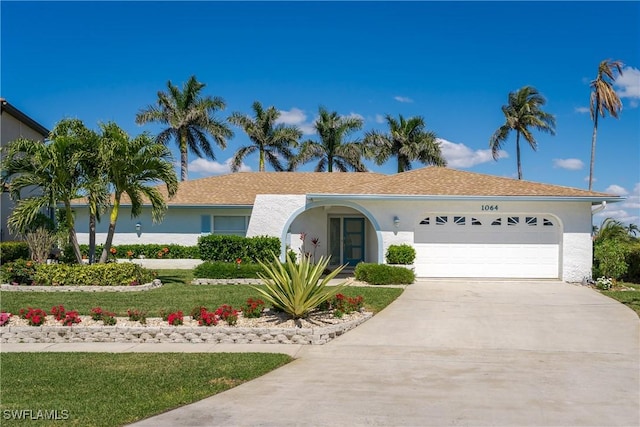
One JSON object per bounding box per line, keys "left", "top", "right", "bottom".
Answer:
{"left": 414, "top": 213, "right": 561, "bottom": 278}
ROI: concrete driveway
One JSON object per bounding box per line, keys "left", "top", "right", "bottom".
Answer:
{"left": 130, "top": 280, "right": 640, "bottom": 427}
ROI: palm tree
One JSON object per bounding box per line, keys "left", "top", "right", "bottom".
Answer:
{"left": 489, "top": 86, "right": 556, "bottom": 179}
{"left": 228, "top": 101, "right": 302, "bottom": 172}
{"left": 135, "top": 75, "right": 233, "bottom": 181}
{"left": 295, "top": 107, "right": 366, "bottom": 172}
{"left": 364, "top": 114, "right": 446, "bottom": 173}
{"left": 589, "top": 59, "right": 623, "bottom": 191}
{"left": 97, "top": 123, "right": 178, "bottom": 263}
{"left": 1, "top": 119, "right": 87, "bottom": 263}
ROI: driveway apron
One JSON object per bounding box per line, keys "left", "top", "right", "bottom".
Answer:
{"left": 130, "top": 280, "right": 640, "bottom": 427}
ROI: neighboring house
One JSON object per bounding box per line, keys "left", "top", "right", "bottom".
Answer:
{"left": 0, "top": 98, "right": 50, "bottom": 242}
{"left": 71, "top": 167, "right": 621, "bottom": 282}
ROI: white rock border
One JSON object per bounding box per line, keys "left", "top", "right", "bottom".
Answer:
{"left": 0, "top": 279, "right": 163, "bottom": 292}
{"left": 0, "top": 313, "right": 372, "bottom": 345}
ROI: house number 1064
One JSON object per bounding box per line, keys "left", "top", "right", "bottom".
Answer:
{"left": 481, "top": 205, "right": 499, "bottom": 211}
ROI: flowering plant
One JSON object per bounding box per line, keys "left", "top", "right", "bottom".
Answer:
{"left": 50, "top": 305, "right": 66, "bottom": 321}
{"left": 127, "top": 308, "right": 147, "bottom": 324}
{"left": 167, "top": 311, "right": 184, "bottom": 326}
{"left": 242, "top": 298, "right": 265, "bottom": 319}
{"left": 62, "top": 311, "right": 82, "bottom": 326}
{"left": 90, "top": 307, "right": 105, "bottom": 321}
{"left": 110, "top": 247, "right": 117, "bottom": 255}
{"left": 0, "top": 312, "right": 12, "bottom": 326}
{"left": 102, "top": 311, "right": 117, "bottom": 326}
{"left": 1, "top": 259, "right": 37, "bottom": 286}
{"left": 199, "top": 309, "right": 219, "bottom": 326}
{"left": 595, "top": 276, "right": 613, "bottom": 290}
{"left": 215, "top": 304, "right": 239, "bottom": 326}
{"left": 126, "top": 250, "right": 134, "bottom": 260}
{"left": 236, "top": 258, "right": 242, "bottom": 269}
{"left": 22, "top": 308, "right": 47, "bottom": 326}
{"left": 190, "top": 306, "right": 208, "bottom": 321}
{"left": 330, "top": 294, "right": 365, "bottom": 318}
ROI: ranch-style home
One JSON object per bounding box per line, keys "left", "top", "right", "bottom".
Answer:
{"left": 72, "top": 167, "right": 621, "bottom": 282}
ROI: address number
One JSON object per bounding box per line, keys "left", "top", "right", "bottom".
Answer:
{"left": 481, "top": 205, "right": 499, "bottom": 211}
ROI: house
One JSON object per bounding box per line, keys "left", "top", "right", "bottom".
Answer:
{"left": 71, "top": 167, "right": 622, "bottom": 282}
{"left": 0, "top": 98, "right": 50, "bottom": 241}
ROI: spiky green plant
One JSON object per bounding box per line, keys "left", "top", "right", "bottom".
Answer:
{"left": 253, "top": 255, "right": 347, "bottom": 319}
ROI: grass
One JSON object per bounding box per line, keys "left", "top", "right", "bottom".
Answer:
{"left": 0, "top": 352, "right": 292, "bottom": 427}
{"left": 0, "top": 269, "right": 403, "bottom": 317}
{"left": 601, "top": 282, "right": 640, "bottom": 317}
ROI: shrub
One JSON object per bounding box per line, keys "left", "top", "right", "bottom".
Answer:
{"left": 242, "top": 298, "right": 265, "bottom": 318}
{"left": 594, "top": 239, "right": 631, "bottom": 280}
{"left": 60, "top": 244, "right": 201, "bottom": 263}
{"left": 622, "top": 241, "right": 640, "bottom": 283}
{"left": 193, "top": 261, "right": 265, "bottom": 279}
{"left": 167, "top": 311, "right": 184, "bottom": 326}
{"left": 199, "top": 310, "right": 219, "bottom": 326}
{"left": 190, "top": 305, "right": 208, "bottom": 321}
{"left": 0, "top": 312, "right": 12, "bottom": 326}
{"left": 32, "top": 263, "right": 154, "bottom": 286}
{"left": 50, "top": 305, "right": 66, "bottom": 321}
{"left": 198, "top": 235, "right": 280, "bottom": 263}
{"left": 127, "top": 309, "right": 147, "bottom": 324}
{"left": 22, "top": 308, "right": 47, "bottom": 326}
{"left": 90, "top": 307, "right": 105, "bottom": 321}
{"left": 1, "top": 259, "right": 37, "bottom": 285}
{"left": 0, "top": 241, "right": 29, "bottom": 264}
{"left": 215, "top": 304, "right": 239, "bottom": 326}
{"left": 354, "top": 263, "right": 415, "bottom": 285}
{"left": 102, "top": 312, "right": 117, "bottom": 326}
{"left": 385, "top": 244, "right": 416, "bottom": 265}
{"left": 253, "top": 255, "right": 347, "bottom": 319}
{"left": 62, "top": 311, "right": 82, "bottom": 326}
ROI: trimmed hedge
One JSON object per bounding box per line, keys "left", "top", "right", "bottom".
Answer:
{"left": 61, "top": 244, "right": 200, "bottom": 264}
{"left": 385, "top": 244, "right": 416, "bottom": 265}
{"left": 198, "top": 235, "right": 280, "bottom": 263}
{"left": 193, "top": 262, "right": 265, "bottom": 279}
{"left": 354, "top": 263, "right": 415, "bottom": 285}
{"left": 622, "top": 241, "right": 640, "bottom": 283}
{"left": 0, "top": 241, "right": 30, "bottom": 264}
{"left": 32, "top": 263, "right": 155, "bottom": 286}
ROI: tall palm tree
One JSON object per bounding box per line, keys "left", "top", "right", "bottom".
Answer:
{"left": 364, "top": 114, "right": 446, "bottom": 173}
{"left": 1, "top": 119, "right": 87, "bottom": 263}
{"left": 228, "top": 101, "right": 302, "bottom": 172}
{"left": 295, "top": 107, "right": 366, "bottom": 172}
{"left": 489, "top": 86, "right": 556, "bottom": 179}
{"left": 97, "top": 122, "right": 178, "bottom": 263}
{"left": 135, "top": 75, "right": 233, "bottom": 181}
{"left": 589, "top": 59, "right": 623, "bottom": 191}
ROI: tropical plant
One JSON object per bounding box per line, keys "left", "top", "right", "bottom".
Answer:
{"left": 589, "top": 59, "right": 623, "bottom": 191}
{"left": 593, "top": 217, "right": 632, "bottom": 243}
{"left": 228, "top": 101, "right": 302, "bottom": 172}
{"left": 96, "top": 122, "right": 178, "bottom": 263}
{"left": 489, "top": 86, "right": 556, "bottom": 179}
{"left": 253, "top": 254, "right": 347, "bottom": 319}
{"left": 294, "top": 107, "right": 366, "bottom": 172}
{"left": 135, "top": 75, "right": 233, "bottom": 181}
{"left": 364, "top": 114, "right": 446, "bottom": 172}
{"left": 1, "top": 119, "right": 91, "bottom": 263}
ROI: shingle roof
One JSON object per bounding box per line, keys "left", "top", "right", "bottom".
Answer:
{"left": 72, "top": 167, "right": 618, "bottom": 206}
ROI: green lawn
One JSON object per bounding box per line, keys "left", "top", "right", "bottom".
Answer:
{"left": 0, "top": 269, "right": 403, "bottom": 316}
{"left": 601, "top": 282, "right": 640, "bottom": 317}
{"left": 0, "top": 352, "right": 292, "bottom": 427}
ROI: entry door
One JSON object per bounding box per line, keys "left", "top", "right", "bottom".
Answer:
{"left": 343, "top": 218, "right": 365, "bottom": 266}
{"left": 329, "top": 217, "right": 365, "bottom": 266}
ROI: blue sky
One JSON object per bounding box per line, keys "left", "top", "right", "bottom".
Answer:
{"left": 2, "top": 1, "right": 639, "bottom": 226}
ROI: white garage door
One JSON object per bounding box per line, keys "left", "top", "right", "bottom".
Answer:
{"left": 414, "top": 214, "right": 560, "bottom": 278}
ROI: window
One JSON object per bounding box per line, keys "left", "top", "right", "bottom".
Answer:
{"left": 200, "top": 215, "right": 212, "bottom": 234}
{"left": 525, "top": 216, "right": 537, "bottom": 226}
{"left": 507, "top": 216, "right": 519, "bottom": 226}
{"left": 213, "top": 216, "right": 248, "bottom": 236}
{"left": 491, "top": 218, "right": 502, "bottom": 226}
{"left": 543, "top": 218, "right": 554, "bottom": 227}
{"left": 471, "top": 217, "right": 482, "bottom": 226}
{"left": 454, "top": 216, "right": 465, "bottom": 225}
{"left": 436, "top": 216, "right": 448, "bottom": 225}
{"left": 419, "top": 217, "right": 430, "bottom": 225}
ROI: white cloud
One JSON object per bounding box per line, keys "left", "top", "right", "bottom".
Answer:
{"left": 574, "top": 106, "right": 590, "bottom": 114}
{"left": 375, "top": 114, "right": 385, "bottom": 124}
{"left": 553, "top": 158, "right": 584, "bottom": 170}
{"left": 604, "top": 184, "right": 629, "bottom": 196}
{"left": 344, "top": 112, "right": 364, "bottom": 121}
{"left": 615, "top": 66, "right": 640, "bottom": 100}
{"left": 276, "top": 107, "right": 316, "bottom": 135}
{"left": 438, "top": 138, "right": 507, "bottom": 168}
{"left": 394, "top": 96, "right": 413, "bottom": 103}
{"left": 188, "top": 157, "right": 251, "bottom": 176}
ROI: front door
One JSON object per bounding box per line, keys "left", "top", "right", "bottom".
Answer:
{"left": 328, "top": 217, "right": 365, "bottom": 266}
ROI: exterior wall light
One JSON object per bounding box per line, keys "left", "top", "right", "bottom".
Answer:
{"left": 393, "top": 216, "right": 400, "bottom": 228}
{"left": 135, "top": 222, "right": 142, "bottom": 232}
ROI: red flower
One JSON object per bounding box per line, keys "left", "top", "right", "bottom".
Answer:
{"left": 236, "top": 258, "right": 242, "bottom": 264}
{"left": 110, "top": 247, "right": 117, "bottom": 254}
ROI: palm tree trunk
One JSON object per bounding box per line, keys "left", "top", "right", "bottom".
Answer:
{"left": 99, "top": 197, "right": 120, "bottom": 263}
{"left": 328, "top": 154, "right": 333, "bottom": 172}
{"left": 259, "top": 149, "right": 265, "bottom": 172}
{"left": 180, "top": 134, "right": 188, "bottom": 182}
{"left": 589, "top": 113, "right": 599, "bottom": 191}
{"left": 88, "top": 211, "right": 96, "bottom": 264}
{"left": 63, "top": 201, "right": 83, "bottom": 264}
{"left": 516, "top": 131, "right": 522, "bottom": 180}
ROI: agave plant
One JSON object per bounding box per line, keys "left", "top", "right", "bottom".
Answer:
{"left": 254, "top": 255, "right": 347, "bottom": 319}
